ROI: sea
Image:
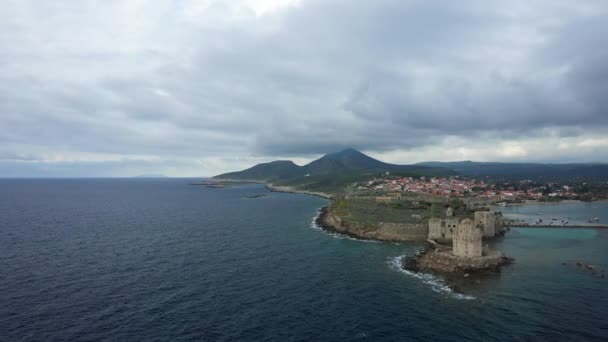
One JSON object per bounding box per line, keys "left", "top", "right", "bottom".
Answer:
{"left": 497, "top": 201, "right": 607, "bottom": 226}
{"left": 1, "top": 179, "right": 607, "bottom": 341}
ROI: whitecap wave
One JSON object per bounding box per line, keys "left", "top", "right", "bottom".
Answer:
{"left": 387, "top": 255, "right": 475, "bottom": 300}
{"left": 309, "top": 208, "right": 379, "bottom": 243}
{"left": 309, "top": 208, "right": 324, "bottom": 231}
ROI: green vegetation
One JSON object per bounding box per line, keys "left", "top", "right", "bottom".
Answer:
{"left": 281, "top": 171, "right": 435, "bottom": 194}
{"left": 429, "top": 202, "right": 441, "bottom": 218}
{"left": 329, "top": 198, "right": 430, "bottom": 230}
{"left": 331, "top": 198, "right": 424, "bottom": 228}
{"left": 329, "top": 196, "right": 476, "bottom": 231}
{"left": 213, "top": 148, "right": 608, "bottom": 199}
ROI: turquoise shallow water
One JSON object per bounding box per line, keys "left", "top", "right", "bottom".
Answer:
{"left": 499, "top": 201, "right": 608, "bottom": 225}
{"left": 1, "top": 180, "right": 607, "bottom": 341}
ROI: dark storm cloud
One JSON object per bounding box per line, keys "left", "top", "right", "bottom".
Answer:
{"left": 1, "top": 0, "right": 607, "bottom": 175}
{"left": 0, "top": 158, "right": 198, "bottom": 178}
{"left": 191, "top": 0, "right": 608, "bottom": 156}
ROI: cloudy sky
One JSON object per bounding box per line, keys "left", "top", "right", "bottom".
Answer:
{"left": 2, "top": 0, "right": 608, "bottom": 177}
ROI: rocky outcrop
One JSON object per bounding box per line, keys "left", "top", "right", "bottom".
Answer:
{"left": 402, "top": 242, "right": 512, "bottom": 274}
{"left": 316, "top": 206, "right": 429, "bottom": 242}
{"left": 564, "top": 262, "right": 606, "bottom": 279}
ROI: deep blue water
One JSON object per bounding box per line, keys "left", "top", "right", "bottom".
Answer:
{"left": 1, "top": 179, "right": 607, "bottom": 341}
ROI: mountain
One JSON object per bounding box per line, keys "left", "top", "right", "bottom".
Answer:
{"left": 305, "top": 148, "right": 386, "bottom": 174}
{"left": 416, "top": 161, "right": 608, "bottom": 181}
{"left": 213, "top": 160, "right": 302, "bottom": 181}
{"left": 213, "top": 148, "right": 454, "bottom": 192}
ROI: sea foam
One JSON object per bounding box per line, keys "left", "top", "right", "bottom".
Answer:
{"left": 388, "top": 255, "right": 475, "bottom": 300}
{"left": 310, "top": 208, "right": 379, "bottom": 243}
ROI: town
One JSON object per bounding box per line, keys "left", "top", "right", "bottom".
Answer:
{"left": 350, "top": 173, "right": 604, "bottom": 202}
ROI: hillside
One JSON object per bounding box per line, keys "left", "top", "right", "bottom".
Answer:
{"left": 417, "top": 161, "right": 608, "bottom": 181}
{"left": 213, "top": 148, "right": 454, "bottom": 193}
{"left": 214, "top": 160, "right": 302, "bottom": 181}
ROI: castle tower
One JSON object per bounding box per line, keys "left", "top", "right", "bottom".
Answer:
{"left": 453, "top": 218, "right": 483, "bottom": 258}
{"left": 474, "top": 211, "right": 496, "bottom": 237}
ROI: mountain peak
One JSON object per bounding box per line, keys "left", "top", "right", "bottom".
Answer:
{"left": 324, "top": 148, "right": 366, "bottom": 159}
{"left": 339, "top": 147, "right": 361, "bottom": 154}
{"left": 307, "top": 148, "right": 386, "bottom": 173}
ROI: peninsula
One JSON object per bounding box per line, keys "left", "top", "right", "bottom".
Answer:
{"left": 212, "top": 148, "right": 608, "bottom": 241}
{"left": 211, "top": 148, "right": 608, "bottom": 288}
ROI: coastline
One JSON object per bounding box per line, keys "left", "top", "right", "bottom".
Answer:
{"left": 210, "top": 178, "right": 333, "bottom": 199}
{"left": 313, "top": 206, "right": 378, "bottom": 241}
{"left": 212, "top": 178, "right": 376, "bottom": 241}
{"left": 314, "top": 205, "right": 429, "bottom": 242}
{"left": 264, "top": 183, "right": 332, "bottom": 200}
{"left": 213, "top": 179, "right": 608, "bottom": 236}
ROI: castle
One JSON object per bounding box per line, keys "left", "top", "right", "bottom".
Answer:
{"left": 428, "top": 207, "right": 503, "bottom": 242}
{"left": 404, "top": 215, "right": 509, "bottom": 274}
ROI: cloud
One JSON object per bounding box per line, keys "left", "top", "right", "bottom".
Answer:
{"left": 0, "top": 152, "right": 38, "bottom": 161}
{"left": 1, "top": 0, "right": 607, "bottom": 176}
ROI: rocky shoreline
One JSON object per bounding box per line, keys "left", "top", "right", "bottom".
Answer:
{"left": 320, "top": 205, "right": 515, "bottom": 293}
{"left": 399, "top": 242, "right": 513, "bottom": 293}
{"left": 315, "top": 206, "right": 428, "bottom": 242}
{"left": 314, "top": 206, "right": 377, "bottom": 241}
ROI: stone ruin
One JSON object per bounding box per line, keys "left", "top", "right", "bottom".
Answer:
{"left": 405, "top": 217, "right": 511, "bottom": 276}
{"left": 428, "top": 207, "right": 504, "bottom": 242}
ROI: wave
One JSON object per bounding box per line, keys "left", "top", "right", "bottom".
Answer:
{"left": 387, "top": 255, "right": 475, "bottom": 300}
{"left": 310, "top": 208, "right": 380, "bottom": 243}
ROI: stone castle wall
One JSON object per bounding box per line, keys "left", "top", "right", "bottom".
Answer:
{"left": 375, "top": 222, "right": 429, "bottom": 241}
{"left": 429, "top": 210, "right": 504, "bottom": 242}
{"left": 428, "top": 217, "right": 459, "bottom": 242}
